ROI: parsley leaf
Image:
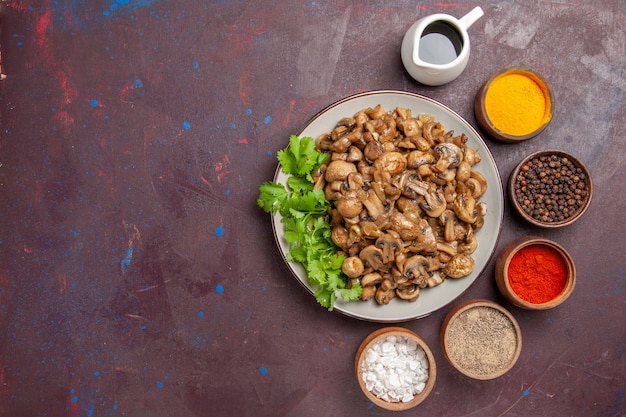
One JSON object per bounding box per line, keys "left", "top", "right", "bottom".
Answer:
{"left": 258, "top": 135, "right": 361, "bottom": 310}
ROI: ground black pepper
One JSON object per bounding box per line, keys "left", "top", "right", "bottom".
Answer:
{"left": 514, "top": 153, "right": 588, "bottom": 223}
{"left": 445, "top": 306, "right": 518, "bottom": 377}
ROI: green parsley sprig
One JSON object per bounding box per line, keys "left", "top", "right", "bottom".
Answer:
{"left": 257, "top": 135, "right": 362, "bottom": 310}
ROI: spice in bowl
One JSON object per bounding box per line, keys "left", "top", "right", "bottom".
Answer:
{"left": 355, "top": 327, "right": 436, "bottom": 411}
{"left": 441, "top": 300, "right": 521, "bottom": 380}
{"left": 509, "top": 150, "right": 592, "bottom": 227}
{"left": 508, "top": 244, "right": 566, "bottom": 304}
{"left": 474, "top": 67, "right": 553, "bottom": 142}
{"left": 495, "top": 236, "right": 576, "bottom": 310}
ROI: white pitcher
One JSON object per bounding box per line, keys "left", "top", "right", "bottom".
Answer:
{"left": 401, "top": 7, "right": 484, "bottom": 86}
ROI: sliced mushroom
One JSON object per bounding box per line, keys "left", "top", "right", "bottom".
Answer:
{"left": 436, "top": 240, "right": 458, "bottom": 257}
{"left": 403, "top": 255, "right": 430, "bottom": 287}
{"left": 373, "top": 152, "right": 407, "bottom": 179}
{"left": 463, "top": 147, "right": 481, "bottom": 166}
{"left": 426, "top": 271, "right": 445, "bottom": 287}
{"left": 458, "top": 228, "right": 478, "bottom": 254}
{"left": 375, "top": 286, "right": 396, "bottom": 305}
{"left": 420, "top": 188, "right": 446, "bottom": 218}
{"left": 405, "top": 218, "right": 437, "bottom": 253}
{"left": 453, "top": 185, "right": 477, "bottom": 224}
{"left": 473, "top": 201, "right": 487, "bottom": 231}
{"left": 359, "top": 189, "right": 387, "bottom": 223}
{"left": 433, "top": 143, "right": 463, "bottom": 172}
{"left": 360, "top": 272, "right": 383, "bottom": 287}
{"left": 341, "top": 256, "right": 364, "bottom": 278}
{"left": 399, "top": 118, "right": 420, "bottom": 137}
{"left": 439, "top": 209, "right": 457, "bottom": 243}
{"left": 360, "top": 285, "right": 376, "bottom": 301}
{"left": 379, "top": 275, "right": 396, "bottom": 292}
{"left": 406, "top": 150, "right": 435, "bottom": 168}
{"left": 346, "top": 146, "right": 363, "bottom": 162}
{"left": 389, "top": 211, "right": 422, "bottom": 241}
{"left": 375, "top": 233, "right": 403, "bottom": 264}
{"left": 359, "top": 245, "right": 385, "bottom": 270}
{"left": 456, "top": 161, "right": 471, "bottom": 182}
{"left": 466, "top": 170, "right": 488, "bottom": 198}
{"left": 443, "top": 254, "right": 475, "bottom": 278}
{"left": 363, "top": 140, "right": 384, "bottom": 162}
{"left": 396, "top": 285, "right": 420, "bottom": 302}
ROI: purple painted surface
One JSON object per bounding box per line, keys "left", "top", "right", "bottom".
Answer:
{"left": 0, "top": 1, "right": 624, "bottom": 416}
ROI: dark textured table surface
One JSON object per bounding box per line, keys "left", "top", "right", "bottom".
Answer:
{"left": 1, "top": 1, "right": 624, "bottom": 416}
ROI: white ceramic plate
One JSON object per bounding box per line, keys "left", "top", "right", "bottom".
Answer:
{"left": 271, "top": 90, "right": 503, "bottom": 322}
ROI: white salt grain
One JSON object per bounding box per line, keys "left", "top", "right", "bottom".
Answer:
{"left": 360, "top": 335, "right": 429, "bottom": 403}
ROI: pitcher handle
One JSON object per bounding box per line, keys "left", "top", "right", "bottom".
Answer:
{"left": 458, "top": 6, "right": 484, "bottom": 30}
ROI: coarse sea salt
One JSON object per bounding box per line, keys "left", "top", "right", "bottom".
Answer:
{"left": 360, "top": 335, "right": 429, "bottom": 403}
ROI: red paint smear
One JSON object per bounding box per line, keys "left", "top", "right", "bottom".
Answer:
{"left": 238, "top": 137, "right": 249, "bottom": 144}
{"left": 57, "top": 272, "right": 68, "bottom": 295}
{"left": 239, "top": 69, "right": 251, "bottom": 106}
{"left": 200, "top": 176, "right": 212, "bottom": 187}
{"left": 56, "top": 70, "right": 79, "bottom": 105}
{"left": 34, "top": 9, "right": 53, "bottom": 46}
{"left": 282, "top": 99, "right": 296, "bottom": 128}
{"left": 54, "top": 110, "right": 75, "bottom": 129}
{"left": 214, "top": 155, "right": 231, "bottom": 183}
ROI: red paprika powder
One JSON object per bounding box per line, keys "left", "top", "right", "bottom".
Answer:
{"left": 507, "top": 244, "right": 567, "bottom": 304}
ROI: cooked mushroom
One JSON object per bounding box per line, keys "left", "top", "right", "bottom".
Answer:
{"left": 466, "top": 170, "right": 488, "bottom": 198}
{"left": 420, "top": 187, "right": 447, "bottom": 218}
{"left": 458, "top": 227, "right": 478, "bottom": 254}
{"left": 346, "top": 146, "right": 363, "bottom": 162}
{"left": 361, "top": 272, "right": 383, "bottom": 287}
{"left": 360, "top": 285, "right": 376, "bottom": 301}
{"left": 324, "top": 160, "right": 357, "bottom": 182}
{"left": 443, "top": 254, "right": 475, "bottom": 278}
{"left": 341, "top": 256, "right": 364, "bottom": 278}
{"left": 335, "top": 193, "right": 363, "bottom": 219}
{"left": 405, "top": 218, "right": 437, "bottom": 253}
{"left": 453, "top": 186, "right": 477, "bottom": 224}
{"left": 436, "top": 240, "right": 458, "bottom": 257}
{"left": 379, "top": 275, "right": 396, "bottom": 292}
{"left": 359, "top": 189, "right": 387, "bottom": 223}
{"left": 389, "top": 212, "right": 421, "bottom": 241}
{"left": 406, "top": 150, "right": 435, "bottom": 168}
{"left": 403, "top": 255, "right": 430, "bottom": 287}
{"left": 434, "top": 143, "right": 463, "bottom": 172}
{"left": 375, "top": 286, "right": 396, "bottom": 305}
{"left": 439, "top": 209, "right": 457, "bottom": 242}
{"left": 426, "top": 271, "right": 444, "bottom": 287}
{"left": 374, "top": 152, "right": 407, "bottom": 180}
{"left": 375, "top": 233, "right": 403, "bottom": 264}
{"left": 359, "top": 245, "right": 385, "bottom": 270}
{"left": 463, "top": 147, "right": 481, "bottom": 166}
{"left": 331, "top": 225, "right": 350, "bottom": 250}
{"left": 456, "top": 160, "right": 471, "bottom": 182}
{"left": 396, "top": 284, "right": 420, "bottom": 302}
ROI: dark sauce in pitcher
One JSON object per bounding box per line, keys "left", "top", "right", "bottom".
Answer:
{"left": 418, "top": 21, "right": 464, "bottom": 65}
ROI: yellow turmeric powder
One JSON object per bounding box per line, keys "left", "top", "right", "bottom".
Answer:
{"left": 484, "top": 71, "right": 551, "bottom": 136}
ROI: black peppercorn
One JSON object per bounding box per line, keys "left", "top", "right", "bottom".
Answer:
{"left": 513, "top": 153, "right": 589, "bottom": 223}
